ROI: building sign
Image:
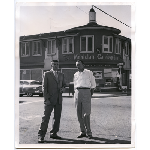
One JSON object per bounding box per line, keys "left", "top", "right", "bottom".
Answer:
{"left": 93, "top": 71, "right": 102, "bottom": 79}
{"left": 59, "top": 53, "right": 122, "bottom": 62}
{"left": 62, "top": 53, "right": 122, "bottom": 62}
{"left": 74, "top": 53, "right": 120, "bottom": 60}
{"left": 74, "top": 54, "right": 95, "bottom": 60}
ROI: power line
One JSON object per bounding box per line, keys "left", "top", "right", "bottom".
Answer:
{"left": 76, "top": 6, "right": 88, "bottom": 14}
{"left": 93, "top": 5, "right": 131, "bottom": 28}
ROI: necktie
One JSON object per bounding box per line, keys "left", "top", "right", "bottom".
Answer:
{"left": 54, "top": 71, "right": 58, "bottom": 80}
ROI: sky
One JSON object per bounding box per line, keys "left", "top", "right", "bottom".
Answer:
{"left": 19, "top": 3, "right": 132, "bottom": 38}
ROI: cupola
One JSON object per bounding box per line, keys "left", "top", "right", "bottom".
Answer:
{"left": 89, "top": 7, "right": 96, "bottom": 23}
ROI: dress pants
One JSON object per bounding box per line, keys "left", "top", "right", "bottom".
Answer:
{"left": 38, "top": 102, "right": 62, "bottom": 138}
{"left": 75, "top": 89, "right": 92, "bottom": 136}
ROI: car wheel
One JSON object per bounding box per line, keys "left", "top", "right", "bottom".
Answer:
{"left": 27, "top": 93, "right": 33, "bottom": 97}
{"left": 39, "top": 93, "right": 43, "bottom": 97}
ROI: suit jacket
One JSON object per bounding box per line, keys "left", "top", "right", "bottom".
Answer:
{"left": 43, "top": 70, "right": 66, "bottom": 105}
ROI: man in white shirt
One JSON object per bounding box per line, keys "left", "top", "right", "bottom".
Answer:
{"left": 74, "top": 60, "right": 96, "bottom": 139}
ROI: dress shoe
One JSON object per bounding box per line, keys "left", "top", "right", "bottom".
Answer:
{"left": 77, "top": 134, "right": 86, "bottom": 138}
{"left": 87, "top": 135, "right": 92, "bottom": 139}
{"left": 50, "top": 134, "right": 61, "bottom": 139}
{"left": 38, "top": 137, "right": 44, "bottom": 143}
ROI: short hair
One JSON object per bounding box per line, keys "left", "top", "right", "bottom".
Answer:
{"left": 76, "top": 59, "right": 85, "bottom": 65}
{"left": 51, "top": 60, "right": 58, "bottom": 63}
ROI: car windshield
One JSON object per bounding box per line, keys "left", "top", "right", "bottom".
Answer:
{"left": 23, "top": 81, "right": 30, "bottom": 85}
{"left": 30, "top": 81, "right": 41, "bottom": 85}
{"left": 20, "top": 81, "right": 24, "bottom": 85}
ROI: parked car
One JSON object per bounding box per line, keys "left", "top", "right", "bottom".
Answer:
{"left": 19, "top": 80, "right": 43, "bottom": 97}
{"left": 20, "top": 80, "right": 26, "bottom": 96}
{"left": 104, "top": 82, "right": 112, "bottom": 87}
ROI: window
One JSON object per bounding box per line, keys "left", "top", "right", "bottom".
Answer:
{"left": 115, "top": 38, "right": 121, "bottom": 54}
{"left": 102, "top": 35, "right": 113, "bottom": 53}
{"left": 124, "top": 42, "right": 129, "bottom": 55}
{"left": 80, "top": 35, "right": 94, "bottom": 53}
{"left": 32, "top": 41, "right": 42, "bottom": 56}
{"left": 21, "top": 42, "right": 30, "bottom": 57}
{"left": 62, "top": 37, "right": 74, "bottom": 54}
{"left": 48, "top": 40, "right": 56, "bottom": 55}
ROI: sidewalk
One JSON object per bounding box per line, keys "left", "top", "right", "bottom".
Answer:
{"left": 62, "top": 91, "right": 129, "bottom": 98}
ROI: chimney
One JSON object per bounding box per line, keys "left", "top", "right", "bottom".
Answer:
{"left": 89, "top": 7, "right": 96, "bottom": 23}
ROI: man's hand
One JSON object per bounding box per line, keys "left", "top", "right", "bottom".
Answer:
{"left": 60, "top": 87, "right": 65, "bottom": 93}
{"left": 45, "top": 99, "right": 51, "bottom": 105}
{"left": 90, "top": 88, "right": 94, "bottom": 96}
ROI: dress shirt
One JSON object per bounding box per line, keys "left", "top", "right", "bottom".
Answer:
{"left": 51, "top": 69, "right": 58, "bottom": 79}
{"left": 51, "top": 69, "right": 58, "bottom": 81}
{"left": 74, "top": 69, "right": 96, "bottom": 89}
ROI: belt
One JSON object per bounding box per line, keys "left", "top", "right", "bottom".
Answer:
{"left": 76, "top": 87, "right": 90, "bottom": 89}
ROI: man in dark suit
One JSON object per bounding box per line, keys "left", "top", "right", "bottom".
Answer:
{"left": 38, "top": 60, "right": 66, "bottom": 143}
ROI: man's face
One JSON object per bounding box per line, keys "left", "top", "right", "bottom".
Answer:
{"left": 76, "top": 61, "right": 84, "bottom": 71}
{"left": 51, "top": 62, "right": 59, "bottom": 71}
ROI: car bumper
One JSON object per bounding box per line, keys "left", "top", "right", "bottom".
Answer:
{"left": 34, "top": 90, "right": 43, "bottom": 94}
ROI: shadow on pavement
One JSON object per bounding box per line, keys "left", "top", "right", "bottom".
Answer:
{"left": 19, "top": 101, "right": 26, "bottom": 103}
{"left": 44, "top": 136, "right": 131, "bottom": 144}
{"left": 62, "top": 95, "right": 120, "bottom": 98}
{"left": 92, "top": 95, "right": 119, "bottom": 98}
{"left": 91, "top": 137, "right": 131, "bottom": 144}
{"left": 62, "top": 96, "right": 74, "bottom": 98}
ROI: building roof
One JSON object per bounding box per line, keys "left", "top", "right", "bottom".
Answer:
{"left": 20, "top": 31, "right": 65, "bottom": 41}
{"left": 20, "top": 31, "right": 79, "bottom": 41}
{"left": 65, "top": 22, "right": 121, "bottom": 34}
{"left": 113, "top": 33, "right": 131, "bottom": 42}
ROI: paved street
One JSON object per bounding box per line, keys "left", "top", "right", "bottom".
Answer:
{"left": 19, "top": 93, "right": 131, "bottom": 146}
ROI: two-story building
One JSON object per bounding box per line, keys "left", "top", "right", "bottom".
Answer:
{"left": 20, "top": 7, "right": 131, "bottom": 92}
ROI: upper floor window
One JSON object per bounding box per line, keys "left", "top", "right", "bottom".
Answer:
{"left": 102, "top": 35, "right": 113, "bottom": 53}
{"left": 124, "top": 42, "right": 129, "bottom": 56}
{"left": 80, "top": 35, "right": 94, "bottom": 53}
{"left": 115, "top": 38, "right": 121, "bottom": 54}
{"left": 62, "top": 37, "right": 74, "bottom": 54}
{"left": 48, "top": 40, "right": 56, "bottom": 55}
{"left": 21, "top": 42, "right": 30, "bottom": 57}
{"left": 32, "top": 41, "right": 42, "bottom": 56}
